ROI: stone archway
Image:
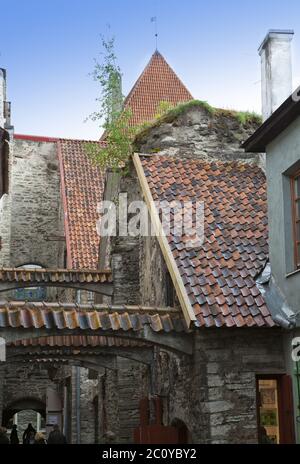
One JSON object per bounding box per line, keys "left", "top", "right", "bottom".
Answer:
{"left": 170, "top": 418, "right": 190, "bottom": 444}
{"left": 0, "top": 314, "right": 193, "bottom": 444}
{"left": 2, "top": 396, "right": 46, "bottom": 429}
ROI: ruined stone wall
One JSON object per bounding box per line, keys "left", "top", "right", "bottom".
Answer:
{"left": 135, "top": 105, "right": 263, "bottom": 167}
{"left": 153, "top": 328, "right": 285, "bottom": 444}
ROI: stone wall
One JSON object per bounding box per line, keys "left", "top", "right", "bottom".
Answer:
{"left": 0, "top": 137, "right": 67, "bottom": 301}
{"left": 110, "top": 169, "right": 142, "bottom": 305}
{"left": 0, "top": 138, "right": 13, "bottom": 266}
{"left": 78, "top": 367, "right": 98, "bottom": 444}
{"left": 7, "top": 138, "right": 65, "bottom": 268}
{"left": 0, "top": 362, "right": 58, "bottom": 433}
{"left": 105, "top": 167, "right": 175, "bottom": 308}
{"left": 2, "top": 363, "right": 56, "bottom": 409}
{"left": 104, "top": 105, "right": 265, "bottom": 310}
{"left": 94, "top": 103, "right": 286, "bottom": 445}
{"left": 135, "top": 104, "right": 263, "bottom": 167}
{"left": 139, "top": 234, "right": 169, "bottom": 307}
{"left": 70, "top": 359, "right": 149, "bottom": 444}
{"left": 152, "top": 328, "right": 285, "bottom": 444}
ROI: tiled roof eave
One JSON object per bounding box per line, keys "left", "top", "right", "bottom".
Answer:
{"left": 0, "top": 302, "right": 188, "bottom": 334}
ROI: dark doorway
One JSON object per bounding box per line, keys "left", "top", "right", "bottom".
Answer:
{"left": 171, "top": 418, "right": 189, "bottom": 444}
{"left": 256, "top": 375, "right": 295, "bottom": 444}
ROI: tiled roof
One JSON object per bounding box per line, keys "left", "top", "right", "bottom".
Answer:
{"left": 0, "top": 302, "right": 187, "bottom": 333}
{"left": 124, "top": 51, "right": 193, "bottom": 126}
{"left": 9, "top": 335, "right": 147, "bottom": 348}
{"left": 0, "top": 268, "right": 112, "bottom": 283}
{"left": 15, "top": 53, "right": 192, "bottom": 271}
{"left": 140, "top": 155, "right": 275, "bottom": 328}
{"left": 58, "top": 139, "right": 106, "bottom": 269}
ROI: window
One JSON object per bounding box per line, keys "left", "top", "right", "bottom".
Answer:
{"left": 291, "top": 172, "right": 300, "bottom": 269}
{"left": 14, "top": 264, "right": 47, "bottom": 301}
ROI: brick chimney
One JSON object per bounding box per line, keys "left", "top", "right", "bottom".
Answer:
{"left": 259, "top": 30, "right": 294, "bottom": 121}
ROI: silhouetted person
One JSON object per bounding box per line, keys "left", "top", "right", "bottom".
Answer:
{"left": 10, "top": 424, "right": 19, "bottom": 444}
{"left": 23, "top": 423, "right": 36, "bottom": 445}
{"left": 47, "top": 425, "right": 67, "bottom": 444}
{"left": 0, "top": 427, "right": 9, "bottom": 444}
{"left": 34, "top": 432, "right": 46, "bottom": 444}
{"left": 259, "top": 426, "right": 272, "bottom": 444}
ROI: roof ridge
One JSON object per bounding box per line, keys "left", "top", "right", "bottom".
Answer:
{"left": 123, "top": 52, "right": 160, "bottom": 106}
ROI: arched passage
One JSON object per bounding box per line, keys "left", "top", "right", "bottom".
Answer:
{"left": 2, "top": 397, "right": 46, "bottom": 429}
{"left": 0, "top": 325, "right": 192, "bottom": 443}
{"left": 171, "top": 418, "right": 190, "bottom": 444}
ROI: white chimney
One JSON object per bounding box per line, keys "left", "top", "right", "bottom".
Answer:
{"left": 259, "top": 30, "right": 294, "bottom": 121}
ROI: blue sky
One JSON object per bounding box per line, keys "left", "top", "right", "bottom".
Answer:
{"left": 1, "top": 0, "right": 300, "bottom": 139}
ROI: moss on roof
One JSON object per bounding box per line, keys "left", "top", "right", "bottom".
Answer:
{"left": 134, "top": 100, "right": 262, "bottom": 144}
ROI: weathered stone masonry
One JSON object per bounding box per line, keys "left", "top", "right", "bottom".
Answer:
{"left": 135, "top": 104, "right": 263, "bottom": 166}
{"left": 8, "top": 138, "right": 65, "bottom": 268}
{"left": 151, "top": 329, "right": 285, "bottom": 444}
{"left": 97, "top": 104, "right": 286, "bottom": 443}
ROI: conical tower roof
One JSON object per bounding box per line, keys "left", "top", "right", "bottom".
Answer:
{"left": 124, "top": 50, "right": 193, "bottom": 126}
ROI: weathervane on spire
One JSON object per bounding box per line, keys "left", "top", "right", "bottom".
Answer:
{"left": 150, "top": 16, "right": 158, "bottom": 50}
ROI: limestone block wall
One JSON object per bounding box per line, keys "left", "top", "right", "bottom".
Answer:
{"left": 78, "top": 367, "right": 98, "bottom": 444}
{"left": 2, "top": 363, "right": 56, "bottom": 409}
{"left": 7, "top": 138, "right": 65, "bottom": 268}
{"left": 139, "top": 233, "right": 170, "bottom": 308}
{"left": 76, "top": 358, "right": 149, "bottom": 444}
{"left": 114, "top": 358, "right": 149, "bottom": 443}
{"left": 0, "top": 137, "right": 13, "bottom": 267}
{"left": 152, "top": 328, "right": 285, "bottom": 444}
{"left": 111, "top": 169, "right": 142, "bottom": 305}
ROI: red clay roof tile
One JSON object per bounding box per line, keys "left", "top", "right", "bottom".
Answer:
{"left": 140, "top": 155, "right": 274, "bottom": 328}
{"left": 58, "top": 139, "right": 105, "bottom": 269}
{"left": 124, "top": 51, "right": 193, "bottom": 126}
{"left": 57, "top": 52, "right": 192, "bottom": 268}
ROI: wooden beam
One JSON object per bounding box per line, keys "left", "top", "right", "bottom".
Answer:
{"left": 133, "top": 153, "right": 196, "bottom": 328}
